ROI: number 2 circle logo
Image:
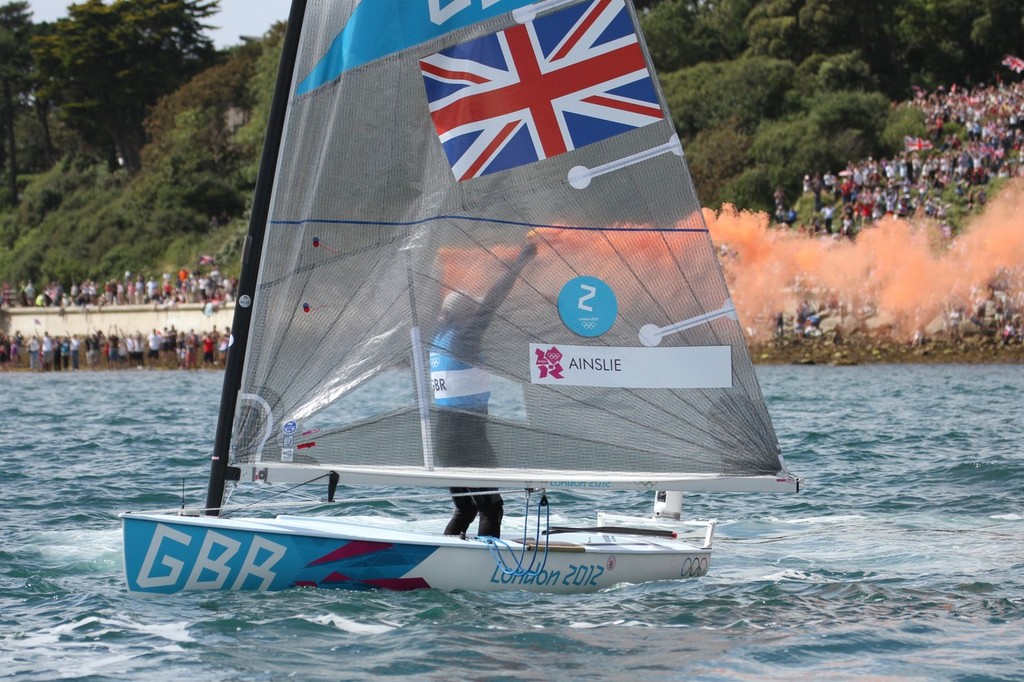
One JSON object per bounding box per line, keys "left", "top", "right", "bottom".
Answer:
{"left": 558, "top": 276, "right": 617, "bottom": 337}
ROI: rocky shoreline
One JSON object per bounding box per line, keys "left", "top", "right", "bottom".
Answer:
{"left": 5, "top": 337, "right": 1019, "bottom": 374}
{"left": 750, "top": 335, "right": 1023, "bottom": 365}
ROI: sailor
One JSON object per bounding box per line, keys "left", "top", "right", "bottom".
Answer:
{"left": 431, "top": 240, "right": 537, "bottom": 539}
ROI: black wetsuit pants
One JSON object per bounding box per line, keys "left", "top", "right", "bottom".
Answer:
{"left": 445, "top": 487, "right": 503, "bottom": 538}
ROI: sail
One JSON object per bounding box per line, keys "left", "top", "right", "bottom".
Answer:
{"left": 227, "top": 0, "right": 791, "bottom": 491}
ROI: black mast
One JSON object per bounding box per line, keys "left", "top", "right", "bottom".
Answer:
{"left": 205, "top": 0, "right": 308, "bottom": 516}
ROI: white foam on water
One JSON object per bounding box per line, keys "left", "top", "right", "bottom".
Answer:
{"left": 312, "top": 614, "right": 397, "bottom": 635}
{"left": 38, "top": 615, "right": 196, "bottom": 643}
{"left": 773, "top": 515, "right": 867, "bottom": 526}
{"left": 0, "top": 615, "right": 194, "bottom": 679}
{"left": 760, "top": 568, "right": 833, "bottom": 582}
{"left": 567, "top": 619, "right": 663, "bottom": 629}
{"left": 32, "top": 526, "right": 123, "bottom": 566}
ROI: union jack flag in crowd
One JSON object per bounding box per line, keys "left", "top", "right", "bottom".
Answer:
{"left": 980, "top": 144, "right": 1005, "bottom": 159}
{"left": 904, "top": 136, "right": 934, "bottom": 152}
{"left": 420, "top": 0, "right": 664, "bottom": 181}
{"left": 1002, "top": 55, "right": 1024, "bottom": 73}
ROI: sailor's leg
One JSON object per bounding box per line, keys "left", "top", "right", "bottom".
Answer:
{"left": 444, "top": 487, "right": 479, "bottom": 536}
{"left": 473, "top": 489, "right": 503, "bottom": 538}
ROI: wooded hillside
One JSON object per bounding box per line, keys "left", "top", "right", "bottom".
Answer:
{"left": 1, "top": 0, "right": 1021, "bottom": 285}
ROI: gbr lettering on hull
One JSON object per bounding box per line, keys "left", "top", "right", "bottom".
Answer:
{"left": 134, "top": 524, "right": 287, "bottom": 592}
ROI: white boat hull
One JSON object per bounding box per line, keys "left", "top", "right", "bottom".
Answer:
{"left": 121, "top": 512, "right": 711, "bottom": 595}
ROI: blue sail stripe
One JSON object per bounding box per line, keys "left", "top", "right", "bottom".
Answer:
{"left": 270, "top": 215, "right": 709, "bottom": 233}
{"left": 296, "top": 0, "right": 543, "bottom": 95}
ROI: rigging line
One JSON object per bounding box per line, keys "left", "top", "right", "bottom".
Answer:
{"left": 513, "top": 490, "right": 549, "bottom": 576}
{"left": 481, "top": 492, "right": 551, "bottom": 577}
{"left": 527, "top": 491, "right": 551, "bottom": 575}
{"left": 221, "top": 473, "right": 335, "bottom": 516}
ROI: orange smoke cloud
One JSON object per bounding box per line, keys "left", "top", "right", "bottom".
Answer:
{"left": 437, "top": 181, "right": 1024, "bottom": 337}
{"left": 438, "top": 226, "right": 714, "bottom": 314}
{"left": 705, "top": 179, "right": 1024, "bottom": 335}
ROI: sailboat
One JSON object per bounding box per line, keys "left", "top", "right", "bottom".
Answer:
{"left": 121, "top": 0, "right": 798, "bottom": 595}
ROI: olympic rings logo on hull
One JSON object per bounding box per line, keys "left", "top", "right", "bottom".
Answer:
{"left": 680, "top": 556, "right": 709, "bottom": 578}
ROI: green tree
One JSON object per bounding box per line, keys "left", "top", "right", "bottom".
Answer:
{"left": 0, "top": 1, "right": 32, "bottom": 204}
{"left": 641, "top": 0, "right": 754, "bottom": 72}
{"left": 970, "top": 0, "right": 1024, "bottom": 76}
{"left": 886, "top": 0, "right": 1023, "bottom": 89}
{"left": 30, "top": 0, "right": 219, "bottom": 173}
{"left": 805, "top": 51, "right": 877, "bottom": 93}
{"left": 136, "top": 46, "right": 260, "bottom": 233}
{"left": 686, "top": 117, "right": 753, "bottom": 208}
{"left": 892, "top": 0, "right": 974, "bottom": 90}
{"left": 743, "top": 0, "right": 802, "bottom": 63}
{"left": 232, "top": 21, "right": 285, "bottom": 188}
{"left": 879, "top": 104, "right": 929, "bottom": 158}
{"left": 660, "top": 56, "right": 796, "bottom": 138}
{"left": 742, "top": 90, "right": 890, "bottom": 210}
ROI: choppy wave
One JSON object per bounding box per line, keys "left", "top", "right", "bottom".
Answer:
{"left": 1, "top": 366, "right": 1022, "bottom": 680}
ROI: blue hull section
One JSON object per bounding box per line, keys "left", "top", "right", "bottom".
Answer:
{"left": 122, "top": 515, "right": 438, "bottom": 594}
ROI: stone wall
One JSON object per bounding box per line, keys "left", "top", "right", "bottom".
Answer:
{"left": 1, "top": 302, "right": 236, "bottom": 339}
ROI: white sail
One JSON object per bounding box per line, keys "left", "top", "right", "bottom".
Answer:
{"left": 224, "top": 0, "right": 794, "bottom": 492}
{"left": 121, "top": 0, "right": 798, "bottom": 598}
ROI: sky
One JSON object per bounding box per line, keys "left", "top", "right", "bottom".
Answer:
{"left": 26, "top": 0, "right": 291, "bottom": 49}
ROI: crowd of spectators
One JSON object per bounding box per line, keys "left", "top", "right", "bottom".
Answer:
{"left": 773, "top": 79, "right": 1024, "bottom": 239}
{"left": 6, "top": 77, "right": 1024, "bottom": 359}
{"left": 0, "top": 264, "right": 237, "bottom": 312}
{"left": 761, "top": 76, "right": 1024, "bottom": 345}
{"left": 0, "top": 326, "right": 231, "bottom": 372}
{"left": 780, "top": 288, "right": 1021, "bottom": 342}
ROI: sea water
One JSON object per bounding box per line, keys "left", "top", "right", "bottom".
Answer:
{"left": 1, "top": 365, "right": 1021, "bottom": 681}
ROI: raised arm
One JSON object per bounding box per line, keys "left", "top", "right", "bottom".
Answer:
{"left": 458, "top": 241, "right": 537, "bottom": 353}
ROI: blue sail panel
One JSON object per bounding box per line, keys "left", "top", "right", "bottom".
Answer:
{"left": 297, "top": 0, "right": 542, "bottom": 94}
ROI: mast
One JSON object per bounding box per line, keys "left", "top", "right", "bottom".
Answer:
{"left": 204, "top": 0, "right": 308, "bottom": 516}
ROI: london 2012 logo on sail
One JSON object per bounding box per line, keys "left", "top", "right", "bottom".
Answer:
{"left": 557, "top": 276, "right": 618, "bottom": 337}
{"left": 535, "top": 346, "right": 564, "bottom": 379}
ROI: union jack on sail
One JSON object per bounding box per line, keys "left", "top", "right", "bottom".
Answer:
{"left": 420, "top": 0, "right": 664, "bottom": 181}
